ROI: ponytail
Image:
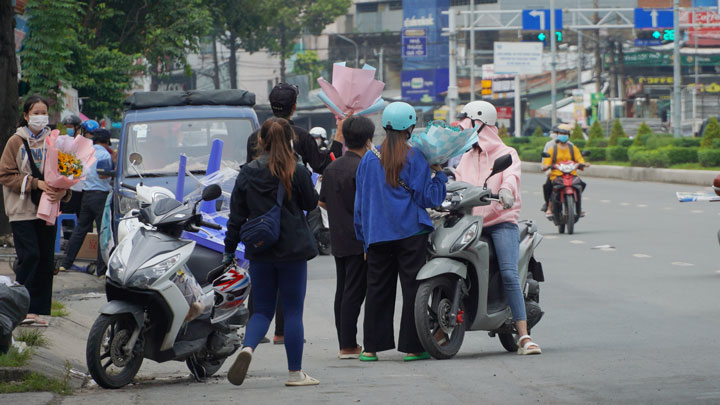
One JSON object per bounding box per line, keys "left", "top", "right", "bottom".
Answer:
{"left": 258, "top": 117, "right": 296, "bottom": 198}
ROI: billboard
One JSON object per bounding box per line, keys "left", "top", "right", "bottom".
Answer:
{"left": 493, "top": 42, "right": 543, "bottom": 75}
{"left": 401, "top": 68, "right": 449, "bottom": 102}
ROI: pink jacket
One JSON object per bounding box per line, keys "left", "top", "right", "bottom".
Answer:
{"left": 455, "top": 125, "right": 522, "bottom": 227}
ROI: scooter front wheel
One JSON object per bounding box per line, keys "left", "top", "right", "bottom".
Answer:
{"left": 414, "top": 276, "right": 465, "bottom": 359}
{"left": 86, "top": 314, "right": 144, "bottom": 389}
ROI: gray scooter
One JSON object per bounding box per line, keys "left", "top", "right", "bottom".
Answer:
{"left": 414, "top": 154, "right": 545, "bottom": 359}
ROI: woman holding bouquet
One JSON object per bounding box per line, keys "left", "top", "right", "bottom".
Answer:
{"left": 0, "top": 95, "right": 70, "bottom": 326}
{"left": 354, "top": 102, "right": 448, "bottom": 361}
{"left": 455, "top": 100, "right": 541, "bottom": 355}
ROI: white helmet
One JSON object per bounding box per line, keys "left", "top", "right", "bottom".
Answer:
{"left": 309, "top": 127, "right": 327, "bottom": 139}
{"left": 459, "top": 101, "right": 497, "bottom": 126}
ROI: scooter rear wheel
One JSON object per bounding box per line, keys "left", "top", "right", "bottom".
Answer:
{"left": 414, "top": 276, "right": 465, "bottom": 359}
{"left": 86, "top": 314, "right": 144, "bottom": 389}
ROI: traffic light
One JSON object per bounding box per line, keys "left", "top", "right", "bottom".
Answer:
{"left": 536, "top": 31, "right": 562, "bottom": 42}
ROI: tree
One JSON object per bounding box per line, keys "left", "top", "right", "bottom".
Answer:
{"left": 532, "top": 126, "right": 543, "bottom": 137}
{"left": 293, "top": 51, "right": 324, "bottom": 89}
{"left": 265, "top": 0, "right": 352, "bottom": 81}
{"left": 633, "top": 121, "right": 653, "bottom": 146}
{"left": 701, "top": 116, "right": 720, "bottom": 148}
{"left": 0, "top": 0, "right": 19, "bottom": 236}
{"left": 570, "top": 122, "right": 584, "bottom": 141}
{"left": 587, "top": 120, "right": 605, "bottom": 146}
{"left": 608, "top": 118, "right": 627, "bottom": 146}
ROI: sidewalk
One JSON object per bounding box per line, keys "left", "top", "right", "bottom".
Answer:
{"left": 521, "top": 162, "right": 717, "bottom": 186}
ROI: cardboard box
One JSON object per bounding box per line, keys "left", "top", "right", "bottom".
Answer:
{"left": 76, "top": 233, "right": 99, "bottom": 260}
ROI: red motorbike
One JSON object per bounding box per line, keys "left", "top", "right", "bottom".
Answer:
{"left": 542, "top": 153, "right": 589, "bottom": 235}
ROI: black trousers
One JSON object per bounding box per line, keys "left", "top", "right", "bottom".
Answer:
{"left": 12, "top": 220, "right": 56, "bottom": 315}
{"left": 543, "top": 178, "right": 552, "bottom": 204}
{"left": 248, "top": 291, "right": 284, "bottom": 336}
{"left": 62, "top": 191, "right": 108, "bottom": 269}
{"left": 60, "top": 190, "right": 82, "bottom": 214}
{"left": 364, "top": 234, "right": 427, "bottom": 354}
{"left": 334, "top": 254, "right": 367, "bottom": 350}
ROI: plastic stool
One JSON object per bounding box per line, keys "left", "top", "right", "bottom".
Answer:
{"left": 55, "top": 214, "right": 77, "bottom": 253}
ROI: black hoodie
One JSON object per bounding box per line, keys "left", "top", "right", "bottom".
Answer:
{"left": 225, "top": 155, "right": 319, "bottom": 262}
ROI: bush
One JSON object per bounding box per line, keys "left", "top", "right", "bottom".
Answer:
{"left": 608, "top": 119, "right": 627, "bottom": 146}
{"left": 498, "top": 124, "right": 509, "bottom": 138}
{"left": 630, "top": 149, "right": 670, "bottom": 168}
{"left": 588, "top": 120, "right": 604, "bottom": 140}
{"left": 698, "top": 149, "right": 720, "bottom": 167}
{"left": 572, "top": 139, "right": 587, "bottom": 149}
{"left": 570, "top": 123, "right": 584, "bottom": 141}
{"left": 514, "top": 137, "right": 530, "bottom": 144}
{"left": 583, "top": 147, "right": 607, "bottom": 161}
{"left": 619, "top": 138, "right": 634, "bottom": 147}
{"left": 532, "top": 126, "right": 544, "bottom": 137}
{"left": 662, "top": 146, "right": 699, "bottom": 165}
{"left": 606, "top": 146, "right": 629, "bottom": 162}
{"left": 701, "top": 117, "right": 720, "bottom": 148}
{"left": 519, "top": 147, "right": 543, "bottom": 162}
{"left": 633, "top": 132, "right": 652, "bottom": 147}
{"left": 673, "top": 137, "right": 701, "bottom": 147}
{"left": 636, "top": 121, "right": 653, "bottom": 139}
{"left": 530, "top": 136, "right": 550, "bottom": 148}
{"left": 645, "top": 134, "right": 674, "bottom": 150}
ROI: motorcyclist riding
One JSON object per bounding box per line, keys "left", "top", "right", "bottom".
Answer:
{"left": 541, "top": 126, "right": 589, "bottom": 217}
{"left": 540, "top": 123, "right": 571, "bottom": 213}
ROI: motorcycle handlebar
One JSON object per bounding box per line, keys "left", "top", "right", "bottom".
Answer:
{"left": 120, "top": 182, "right": 137, "bottom": 192}
{"left": 199, "top": 220, "right": 222, "bottom": 230}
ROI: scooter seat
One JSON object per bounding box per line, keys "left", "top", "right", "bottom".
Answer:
{"left": 186, "top": 245, "right": 224, "bottom": 287}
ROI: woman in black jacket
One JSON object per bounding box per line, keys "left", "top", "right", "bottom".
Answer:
{"left": 224, "top": 117, "right": 320, "bottom": 387}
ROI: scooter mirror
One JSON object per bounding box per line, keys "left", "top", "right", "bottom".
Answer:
{"left": 483, "top": 153, "right": 512, "bottom": 189}
{"left": 202, "top": 184, "right": 222, "bottom": 201}
{"left": 541, "top": 152, "right": 551, "bottom": 158}
{"left": 129, "top": 153, "right": 143, "bottom": 166}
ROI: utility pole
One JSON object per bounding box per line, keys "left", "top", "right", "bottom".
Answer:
{"left": 550, "top": 0, "right": 557, "bottom": 127}
{"left": 577, "top": 29, "right": 583, "bottom": 91}
{"left": 608, "top": 40, "right": 616, "bottom": 98}
{"left": 673, "top": 0, "right": 682, "bottom": 137}
{"left": 448, "top": 10, "right": 459, "bottom": 122}
{"left": 593, "top": 0, "right": 601, "bottom": 94}
{"left": 693, "top": 6, "right": 699, "bottom": 136}
{"left": 470, "top": 0, "right": 476, "bottom": 102}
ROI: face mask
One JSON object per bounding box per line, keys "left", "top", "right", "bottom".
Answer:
{"left": 557, "top": 135, "right": 569, "bottom": 143}
{"left": 28, "top": 115, "right": 49, "bottom": 133}
{"left": 66, "top": 128, "right": 75, "bottom": 137}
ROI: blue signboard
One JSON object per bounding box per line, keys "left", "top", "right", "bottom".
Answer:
{"left": 634, "top": 8, "right": 674, "bottom": 29}
{"left": 522, "top": 9, "right": 563, "bottom": 31}
{"left": 401, "top": 68, "right": 449, "bottom": 102}
{"left": 403, "top": 28, "right": 428, "bottom": 57}
{"left": 634, "top": 38, "right": 663, "bottom": 46}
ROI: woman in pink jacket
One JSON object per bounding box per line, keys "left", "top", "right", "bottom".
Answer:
{"left": 455, "top": 101, "right": 541, "bottom": 355}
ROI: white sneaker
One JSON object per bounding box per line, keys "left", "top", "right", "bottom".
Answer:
{"left": 227, "top": 347, "right": 253, "bottom": 386}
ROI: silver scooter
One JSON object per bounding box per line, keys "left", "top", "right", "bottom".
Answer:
{"left": 414, "top": 154, "right": 545, "bottom": 359}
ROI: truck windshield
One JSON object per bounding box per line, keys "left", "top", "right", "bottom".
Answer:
{"left": 124, "top": 118, "right": 253, "bottom": 175}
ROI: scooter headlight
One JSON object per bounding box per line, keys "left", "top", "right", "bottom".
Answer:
{"left": 450, "top": 222, "right": 478, "bottom": 253}
{"left": 127, "top": 254, "right": 180, "bottom": 288}
{"left": 107, "top": 253, "right": 126, "bottom": 282}
{"left": 118, "top": 192, "right": 140, "bottom": 215}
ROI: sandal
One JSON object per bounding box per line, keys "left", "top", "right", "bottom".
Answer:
{"left": 285, "top": 371, "right": 319, "bottom": 386}
{"left": 358, "top": 352, "right": 378, "bottom": 362}
{"left": 338, "top": 346, "right": 362, "bottom": 359}
{"left": 517, "top": 335, "right": 541, "bottom": 355}
{"left": 403, "top": 352, "right": 431, "bottom": 361}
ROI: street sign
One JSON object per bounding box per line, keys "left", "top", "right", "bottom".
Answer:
{"left": 493, "top": 42, "right": 543, "bottom": 75}
{"left": 402, "top": 28, "right": 427, "bottom": 57}
{"left": 634, "top": 8, "right": 674, "bottom": 29}
{"left": 522, "top": 9, "right": 563, "bottom": 31}
{"left": 634, "top": 38, "right": 663, "bottom": 46}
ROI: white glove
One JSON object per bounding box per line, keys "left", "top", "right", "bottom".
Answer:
{"left": 498, "top": 188, "right": 514, "bottom": 210}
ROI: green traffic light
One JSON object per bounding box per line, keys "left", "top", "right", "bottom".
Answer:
{"left": 538, "top": 33, "right": 546, "bottom": 41}
{"left": 555, "top": 31, "right": 562, "bottom": 41}
{"left": 536, "top": 31, "right": 560, "bottom": 42}
{"left": 652, "top": 31, "right": 661, "bottom": 39}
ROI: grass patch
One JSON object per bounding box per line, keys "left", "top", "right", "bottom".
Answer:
{"left": 14, "top": 329, "right": 49, "bottom": 348}
{"left": 51, "top": 301, "right": 69, "bottom": 318}
{"left": 588, "top": 161, "right": 632, "bottom": 167}
{"left": 0, "top": 347, "right": 32, "bottom": 367}
{"left": 0, "top": 372, "right": 71, "bottom": 395}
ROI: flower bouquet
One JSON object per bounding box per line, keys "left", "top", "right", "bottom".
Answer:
{"left": 409, "top": 121, "right": 479, "bottom": 165}
{"left": 37, "top": 130, "right": 96, "bottom": 225}
{"left": 317, "top": 62, "right": 386, "bottom": 118}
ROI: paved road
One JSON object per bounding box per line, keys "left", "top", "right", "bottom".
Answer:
{"left": 36, "top": 173, "right": 720, "bottom": 404}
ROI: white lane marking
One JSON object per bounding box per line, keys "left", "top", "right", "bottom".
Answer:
{"left": 715, "top": 270, "right": 720, "bottom": 274}
{"left": 532, "top": 191, "right": 541, "bottom": 195}
{"left": 637, "top": 204, "right": 648, "bottom": 208}
{"left": 691, "top": 210, "right": 704, "bottom": 214}
{"left": 522, "top": 190, "right": 529, "bottom": 194}
{"left": 620, "top": 202, "right": 631, "bottom": 206}
{"left": 633, "top": 253, "right": 652, "bottom": 258}
{"left": 592, "top": 245, "right": 615, "bottom": 249}
{"left": 570, "top": 240, "right": 585, "bottom": 244}
{"left": 600, "top": 200, "right": 611, "bottom": 203}
{"left": 544, "top": 235, "right": 559, "bottom": 240}
{"left": 672, "top": 261, "right": 694, "bottom": 267}
{"left": 584, "top": 197, "right": 591, "bottom": 201}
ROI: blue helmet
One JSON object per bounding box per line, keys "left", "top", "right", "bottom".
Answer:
{"left": 81, "top": 119, "right": 99, "bottom": 133}
{"left": 382, "top": 102, "right": 416, "bottom": 131}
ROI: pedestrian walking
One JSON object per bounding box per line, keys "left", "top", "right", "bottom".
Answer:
{"left": 319, "top": 115, "right": 373, "bottom": 359}
{"left": 225, "top": 117, "right": 320, "bottom": 386}
{"left": 58, "top": 129, "right": 115, "bottom": 275}
{"left": 354, "top": 102, "right": 448, "bottom": 362}
{"left": 0, "top": 95, "right": 71, "bottom": 326}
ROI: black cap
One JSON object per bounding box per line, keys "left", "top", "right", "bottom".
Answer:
{"left": 269, "top": 83, "right": 299, "bottom": 117}
{"left": 92, "top": 128, "right": 112, "bottom": 146}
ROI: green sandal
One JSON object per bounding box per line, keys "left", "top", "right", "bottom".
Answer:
{"left": 359, "top": 352, "right": 378, "bottom": 362}
{"left": 403, "top": 352, "right": 431, "bottom": 362}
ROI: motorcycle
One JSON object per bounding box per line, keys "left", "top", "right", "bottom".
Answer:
{"left": 86, "top": 183, "right": 250, "bottom": 389}
{"left": 541, "top": 151, "right": 590, "bottom": 235}
{"left": 414, "top": 154, "right": 545, "bottom": 359}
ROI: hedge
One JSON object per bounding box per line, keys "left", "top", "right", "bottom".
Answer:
{"left": 606, "top": 146, "right": 629, "bottom": 162}
{"left": 619, "top": 138, "right": 634, "bottom": 147}
{"left": 673, "top": 137, "right": 701, "bottom": 147}
{"left": 698, "top": 149, "right": 720, "bottom": 167}
{"left": 572, "top": 139, "right": 587, "bottom": 149}
{"left": 519, "top": 147, "right": 543, "bottom": 162}
{"left": 630, "top": 149, "right": 670, "bottom": 168}
{"left": 663, "top": 146, "right": 698, "bottom": 165}
{"left": 645, "top": 134, "right": 674, "bottom": 150}
{"left": 583, "top": 147, "right": 607, "bottom": 161}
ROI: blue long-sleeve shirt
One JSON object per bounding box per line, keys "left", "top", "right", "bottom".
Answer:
{"left": 354, "top": 147, "right": 448, "bottom": 250}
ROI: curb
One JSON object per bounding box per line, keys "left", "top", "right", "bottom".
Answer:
{"left": 521, "top": 162, "right": 716, "bottom": 186}
{"left": 0, "top": 366, "right": 31, "bottom": 382}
